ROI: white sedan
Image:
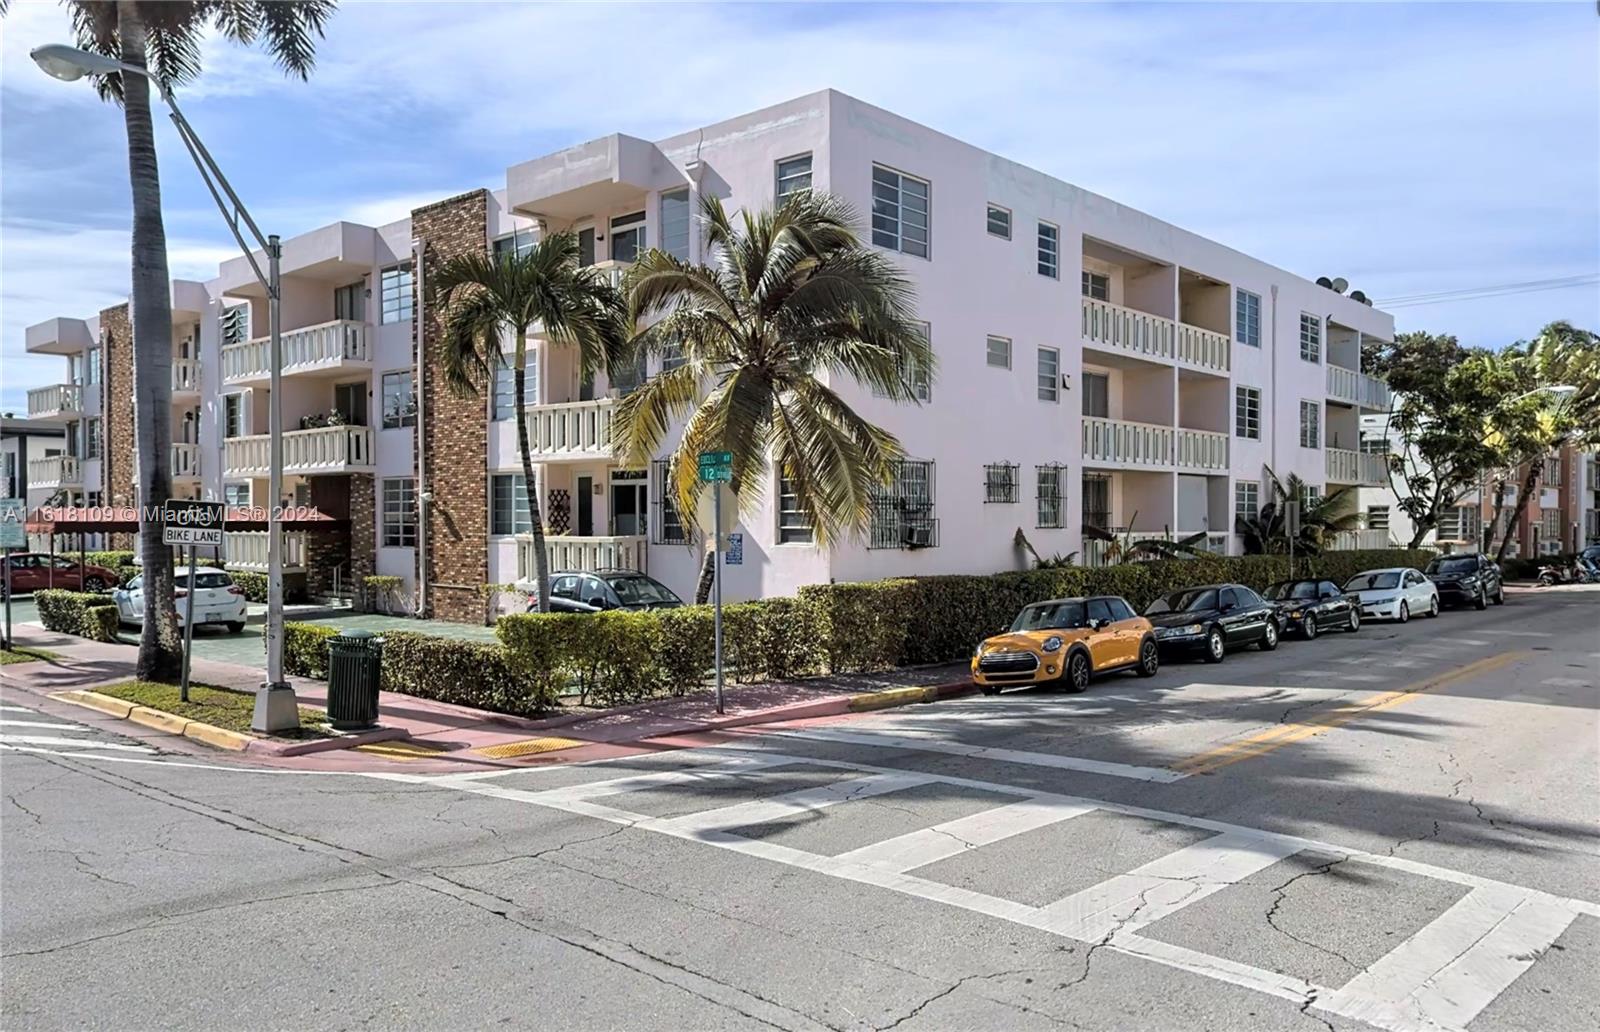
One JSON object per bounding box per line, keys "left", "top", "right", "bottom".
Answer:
{"left": 113, "top": 567, "right": 248, "bottom": 634}
{"left": 1343, "top": 567, "right": 1440, "bottom": 623}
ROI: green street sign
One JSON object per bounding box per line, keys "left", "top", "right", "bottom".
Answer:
{"left": 700, "top": 466, "right": 732, "bottom": 483}
{"left": 697, "top": 450, "right": 733, "bottom": 467}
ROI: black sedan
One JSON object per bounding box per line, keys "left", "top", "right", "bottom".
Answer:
{"left": 1424, "top": 554, "right": 1504, "bottom": 609}
{"left": 1262, "top": 579, "right": 1361, "bottom": 638}
{"left": 1142, "top": 583, "right": 1280, "bottom": 663}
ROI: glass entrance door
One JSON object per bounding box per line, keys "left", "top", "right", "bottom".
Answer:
{"left": 610, "top": 477, "right": 647, "bottom": 536}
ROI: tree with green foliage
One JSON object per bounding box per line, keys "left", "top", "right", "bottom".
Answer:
{"left": 1235, "top": 468, "right": 1364, "bottom": 556}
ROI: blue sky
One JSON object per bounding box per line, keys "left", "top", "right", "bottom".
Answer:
{"left": 2, "top": 1, "right": 1596, "bottom": 414}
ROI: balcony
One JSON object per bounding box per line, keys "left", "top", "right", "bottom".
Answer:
{"left": 1081, "top": 417, "right": 1173, "bottom": 470}
{"left": 1327, "top": 529, "right": 1391, "bottom": 551}
{"left": 1081, "top": 299, "right": 1230, "bottom": 374}
{"left": 171, "top": 443, "right": 201, "bottom": 481}
{"left": 223, "top": 530, "right": 308, "bottom": 572}
{"left": 524, "top": 398, "right": 620, "bottom": 462}
{"left": 224, "top": 425, "right": 375, "bottom": 476}
{"left": 1326, "top": 447, "right": 1386, "bottom": 486}
{"left": 172, "top": 359, "right": 201, "bottom": 397}
{"left": 1175, "top": 428, "right": 1228, "bottom": 472}
{"left": 28, "top": 454, "right": 81, "bottom": 489}
{"left": 516, "top": 534, "right": 647, "bottom": 582}
{"left": 27, "top": 384, "right": 83, "bottom": 420}
{"left": 1327, "top": 364, "right": 1391, "bottom": 410}
{"left": 220, "top": 319, "right": 370, "bottom": 386}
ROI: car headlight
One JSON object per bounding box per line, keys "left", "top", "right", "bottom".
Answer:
{"left": 1042, "top": 636, "right": 1063, "bottom": 653}
{"left": 973, "top": 642, "right": 987, "bottom": 659}
{"left": 1288, "top": 609, "right": 1303, "bottom": 618}
{"left": 1460, "top": 576, "right": 1478, "bottom": 586}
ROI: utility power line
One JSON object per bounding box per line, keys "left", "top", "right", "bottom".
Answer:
{"left": 1375, "top": 274, "right": 1598, "bottom": 310}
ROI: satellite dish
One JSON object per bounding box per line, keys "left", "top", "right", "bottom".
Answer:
{"left": 1316, "top": 276, "right": 1334, "bottom": 289}
{"left": 1350, "top": 290, "right": 1370, "bottom": 305}
{"left": 1330, "top": 277, "right": 1349, "bottom": 294}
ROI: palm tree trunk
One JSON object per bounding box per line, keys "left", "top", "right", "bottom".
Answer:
{"left": 119, "top": 2, "right": 180, "bottom": 680}
{"left": 1494, "top": 465, "right": 1541, "bottom": 562}
{"left": 512, "top": 334, "right": 551, "bottom": 612}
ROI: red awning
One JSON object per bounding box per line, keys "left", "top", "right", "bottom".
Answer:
{"left": 24, "top": 506, "right": 348, "bottom": 534}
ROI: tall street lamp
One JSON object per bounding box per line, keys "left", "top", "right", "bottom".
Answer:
{"left": 31, "top": 43, "right": 296, "bottom": 731}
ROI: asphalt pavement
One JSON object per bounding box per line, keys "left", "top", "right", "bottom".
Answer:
{"left": 3, "top": 585, "right": 1597, "bottom": 1031}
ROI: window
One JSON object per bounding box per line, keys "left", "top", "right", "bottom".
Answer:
{"left": 334, "top": 281, "right": 365, "bottom": 322}
{"left": 1439, "top": 506, "right": 1479, "bottom": 543}
{"left": 1236, "top": 289, "right": 1261, "bottom": 347}
{"left": 1037, "top": 222, "right": 1059, "bottom": 278}
{"left": 64, "top": 420, "right": 80, "bottom": 457}
{"left": 611, "top": 355, "right": 648, "bottom": 397}
{"left": 870, "top": 165, "right": 930, "bottom": 258}
{"left": 1081, "top": 271, "right": 1110, "bottom": 301}
{"left": 492, "top": 233, "right": 534, "bottom": 262}
{"left": 1107, "top": 597, "right": 1137, "bottom": 622}
{"left": 1235, "top": 386, "right": 1261, "bottom": 440}
{"left": 382, "top": 371, "right": 416, "bottom": 429}
{"left": 1299, "top": 314, "right": 1321, "bottom": 363}
{"left": 1541, "top": 509, "right": 1561, "bottom": 540}
{"left": 223, "top": 483, "right": 250, "bottom": 507}
{"left": 1235, "top": 482, "right": 1259, "bottom": 521}
{"left": 985, "top": 335, "right": 1011, "bottom": 369}
{"left": 1300, "top": 484, "right": 1322, "bottom": 510}
{"left": 381, "top": 478, "right": 417, "bottom": 547}
{"left": 984, "top": 463, "right": 1019, "bottom": 503}
{"left": 1361, "top": 436, "right": 1390, "bottom": 455}
{"left": 986, "top": 204, "right": 1011, "bottom": 239}
{"left": 1299, "top": 400, "right": 1321, "bottom": 448}
{"left": 1543, "top": 455, "right": 1562, "bottom": 486}
{"left": 1082, "top": 372, "right": 1109, "bottom": 419}
{"left": 86, "top": 347, "right": 101, "bottom": 385}
{"left": 777, "top": 473, "right": 814, "bottom": 544}
{"left": 868, "top": 459, "right": 936, "bottom": 549}
{"left": 86, "top": 418, "right": 101, "bottom": 459}
{"left": 1218, "top": 587, "right": 1238, "bottom": 610}
{"left": 610, "top": 211, "right": 647, "bottom": 263}
{"left": 1087, "top": 598, "right": 1114, "bottom": 626}
{"left": 1367, "top": 505, "right": 1390, "bottom": 531}
{"left": 660, "top": 188, "right": 691, "bottom": 261}
{"left": 490, "top": 474, "right": 531, "bottom": 536}
{"left": 880, "top": 324, "right": 931, "bottom": 400}
{"left": 651, "top": 459, "right": 688, "bottom": 544}
{"left": 220, "top": 304, "right": 249, "bottom": 347}
{"left": 1037, "top": 347, "right": 1060, "bottom": 402}
{"left": 1036, "top": 465, "right": 1065, "bottom": 528}
{"left": 491, "top": 356, "right": 538, "bottom": 419}
{"left": 662, "top": 341, "right": 687, "bottom": 373}
{"left": 380, "top": 264, "right": 414, "bottom": 325}
{"left": 775, "top": 154, "right": 812, "bottom": 203}
{"left": 224, "top": 394, "right": 243, "bottom": 439}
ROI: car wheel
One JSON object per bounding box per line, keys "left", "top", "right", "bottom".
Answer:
{"left": 1203, "top": 627, "right": 1226, "bottom": 663}
{"left": 82, "top": 576, "right": 106, "bottom": 592}
{"left": 226, "top": 622, "right": 246, "bottom": 635}
{"left": 1473, "top": 587, "right": 1487, "bottom": 610}
{"left": 1136, "top": 638, "right": 1159, "bottom": 678}
{"left": 1066, "top": 651, "right": 1092, "bottom": 693}
{"left": 1493, "top": 585, "right": 1505, "bottom": 605}
{"left": 1258, "top": 619, "right": 1279, "bottom": 651}
{"left": 1398, "top": 601, "right": 1410, "bottom": 623}
{"left": 1303, "top": 615, "right": 1319, "bottom": 640}
{"left": 1347, "top": 609, "right": 1360, "bottom": 632}
{"left": 1428, "top": 596, "right": 1440, "bottom": 618}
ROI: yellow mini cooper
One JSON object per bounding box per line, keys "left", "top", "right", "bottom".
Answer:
{"left": 972, "top": 596, "right": 1159, "bottom": 695}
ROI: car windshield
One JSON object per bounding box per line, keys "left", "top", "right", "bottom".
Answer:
{"left": 606, "top": 575, "right": 679, "bottom": 605}
{"left": 1263, "top": 581, "right": 1318, "bottom": 601}
{"left": 1010, "top": 601, "right": 1086, "bottom": 632}
{"left": 177, "top": 571, "right": 233, "bottom": 590}
{"left": 1346, "top": 572, "right": 1400, "bottom": 591}
{"left": 1146, "top": 588, "right": 1218, "bottom": 615}
{"left": 1427, "top": 557, "right": 1479, "bottom": 575}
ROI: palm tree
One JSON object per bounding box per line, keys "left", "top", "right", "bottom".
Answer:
{"left": 1236, "top": 468, "right": 1363, "bottom": 556}
{"left": 2, "top": 1, "right": 336, "bottom": 678}
{"left": 1082, "top": 515, "right": 1210, "bottom": 563}
{"left": 614, "top": 192, "right": 931, "bottom": 603}
{"left": 432, "top": 234, "right": 627, "bottom": 612}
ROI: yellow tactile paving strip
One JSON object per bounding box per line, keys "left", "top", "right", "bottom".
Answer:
{"left": 353, "top": 740, "right": 452, "bottom": 761}
{"left": 473, "top": 736, "right": 587, "bottom": 760}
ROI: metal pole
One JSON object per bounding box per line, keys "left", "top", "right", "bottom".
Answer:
{"left": 4, "top": 548, "right": 12, "bottom": 651}
{"left": 713, "top": 485, "right": 724, "bottom": 715}
{"left": 253, "top": 234, "right": 297, "bottom": 732}
{"left": 179, "top": 543, "right": 197, "bottom": 703}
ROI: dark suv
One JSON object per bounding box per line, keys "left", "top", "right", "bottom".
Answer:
{"left": 542, "top": 569, "right": 685, "bottom": 613}
{"left": 1424, "top": 553, "right": 1504, "bottom": 609}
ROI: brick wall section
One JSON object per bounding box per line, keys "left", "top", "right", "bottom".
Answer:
{"left": 100, "top": 303, "right": 135, "bottom": 549}
{"left": 348, "top": 471, "right": 376, "bottom": 585}
{"left": 412, "top": 189, "right": 490, "bottom": 622}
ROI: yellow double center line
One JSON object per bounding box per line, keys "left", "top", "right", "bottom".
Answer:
{"left": 1170, "top": 651, "right": 1526, "bottom": 777}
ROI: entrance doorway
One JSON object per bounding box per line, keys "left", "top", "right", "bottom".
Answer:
{"left": 576, "top": 475, "right": 594, "bottom": 537}
{"left": 610, "top": 472, "right": 647, "bottom": 537}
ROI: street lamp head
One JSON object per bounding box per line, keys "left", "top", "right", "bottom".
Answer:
{"left": 30, "top": 43, "right": 141, "bottom": 83}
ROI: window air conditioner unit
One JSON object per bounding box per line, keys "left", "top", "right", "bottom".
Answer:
{"left": 902, "top": 524, "right": 933, "bottom": 548}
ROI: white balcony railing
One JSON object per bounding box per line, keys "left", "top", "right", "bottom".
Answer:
{"left": 1327, "top": 529, "right": 1391, "bottom": 551}
{"left": 1080, "top": 299, "right": 1230, "bottom": 374}
{"left": 583, "top": 259, "right": 631, "bottom": 290}
{"left": 1326, "top": 447, "right": 1386, "bottom": 486}
{"left": 27, "top": 383, "right": 82, "bottom": 419}
{"left": 1178, "top": 530, "right": 1232, "bottom": 556}
{"left": 1081, "top": 417, "right": 1173, "bottom": 469}
{"left": 1175, "top": 428, "right": 1228, "bottom": 471}
{"left": 1174, "top": 322, "right": 1231, "bottom": 373}
{"left": 172, "top": 358, "right": 201, "bottom": 394}
{"left": 28, "top": 454, "right": 81, "bottom": 487}
{"left": 223, "top": 530, "right": 308, "bottom": 571}
{"left": 526, "top": 398, "right": 619, "bottom": 461}
{"left": 1326, "top": 364, "right": 1392, "bottom": 410}
{"left": 221, "top": 319, "right": 370, "bottom": 384}
{"left": 516, "top": 534, "right": 647, "bottom": 583}
{"left": 171, "top": 442, "right": 201, "bottom": 479}
{"left": 224, "top": 425, "right": 375, "bottom": 475}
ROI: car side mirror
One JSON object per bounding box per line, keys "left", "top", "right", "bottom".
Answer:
{"left": 1087, "top": 618, "right": 1104, "bottom": 630}
{"left": 1219, "top": 602, "right": 1234, "bottom": 613}
{"left": 583, "top": 595, "right": 608, "bottom": 609}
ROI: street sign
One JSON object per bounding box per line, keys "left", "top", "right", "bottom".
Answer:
{"left": 0, "top": 498, "right": 26, "bottom": 549}
{"left": 1283, "top": 501, "right": 1301, "bottom": 537}
{"left": 161, "top": 499, "right": 227, "bottom": 547}
{"left": 697, "top": 450, "right": 733, "bottom": 483}
{"left": 725, "top": 533, "right": 744, "bottom": 566}
{"left": 697, "top": 451, "right": 733, "bottom": 466}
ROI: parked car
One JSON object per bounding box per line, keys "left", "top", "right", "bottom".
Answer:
{"left": 1143, "top": 583, "right": 1280, "bottom": 662}
{"left": 531, "top": 569, "right": 685, "bottom": 613}
{"left": 972, "top": 595, "right": 1157, "bottom": 695}
{"left": 1425, "top": 554, "right": 1505, "bottom": 609}
{"left": 1343, "top": 567, "right": 1439, "bottom": 623}
{"left": 1262, "top": 579, "right": 1361, "bottom": 638}
{"left": 0, "top": 553, "right": 119, "bottom": 596}
{"left": 112, "top": 567, "right": 247, "bottom": 633}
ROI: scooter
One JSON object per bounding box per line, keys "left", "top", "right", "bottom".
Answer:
{"left": 1537, "top": 558, "right": 1600, "bottom": 586}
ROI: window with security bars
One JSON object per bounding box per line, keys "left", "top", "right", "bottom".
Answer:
{"left": 1541, "top": 509, "right": 1561, "bottom": 540}
{"left": 984, "top": 463, "right": 1018, "bottom": 503}
{"left": 870, "top": 165, "right": 929, "bottom": 258}
{"left": 868, "top": 460, "right": 937, "bottom": 549}
{"left": 1036, "top": 465, "right": 1065, "bottom": 528}
{"left": 381, "top": 264, "right": 414, "bottom": 325}
{"left": 776, "top": 154, "right": 812, "bottom": 204}
{"left": 1235, "top": 386, "right": 1261, "bottom": 439}
{"left": 1235, "top": 482, "right": 1259, "bottom": 521}
{"left": 777, "top": 474, "right": 814, "bottom": 544}
{"left": 1299, "top": 314, "right": 1322, "bottom": 363}
{"left": 1299, "top": 400, "right": 1321, "bottom": 448}
{"left": 986, "top": 204, "right": 1011, "bottom": 239}
{"left": 1037, "top": 222, "right": 1059, "bottom": 278}
{"left": 220, "top": 305, "right": 249, "bottom": 347}
{"left": 651, "top": 459, "right": 688, "bottom": 544}
{"left": 382, "top": 477, "right": 417, "bottom": 547}
{"left": 1543, "top": 455, "right": 1562, "bottom": 486}
{"left": 1367, "top": 505, "right": 1390, "bottom": 531}
{"left": 1236, "top": 289, "right": 1261, "bottom": 347}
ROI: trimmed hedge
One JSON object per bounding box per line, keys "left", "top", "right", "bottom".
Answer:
{"left": 231, "top": 571, "right": 269, "bottom": 603}
{"left": 381, "top": 631, "right": 554, "bottom": 716}
{"left": 284, "top": 622, "right": 338, "bottom": 679}
{"left": 34, "top": 589, "right": 121, "bottom": 642}
{"left": 84, "top": 605, "right": 120, "bottom": 643}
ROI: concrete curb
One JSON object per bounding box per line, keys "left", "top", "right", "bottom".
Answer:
{"left": 845, "top": 679, "right": 975, "bottom": 713}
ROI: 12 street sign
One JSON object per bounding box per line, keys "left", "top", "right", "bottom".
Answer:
{"left": 161, "top": 499, "right": 227, "bottom": 547}
{"left": 698, "top": 450, "right": 733, "bottom": 483}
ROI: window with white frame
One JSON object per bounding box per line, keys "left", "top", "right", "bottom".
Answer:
{"left": 1037, "top": 221, "right": 1059, "bottom": 278}
{"left": 1361, "top": 435, "right": 1391, "bottom": 455}
{"left": 777, "top": 473, "right": 814, "bottom": 544}
{"left": 775, "top": 154, "right": 812, "bottom": 204}
{"left": 1036, "top": 465, "right": 1065, "bottom": 528}
{"left": 1300, "top": 484, "right": 1322, "bottom": 510}
{"left": 1235, "top": 385, "right": 1261, "bottom": 439}
{"left": 986, "top": 204, "right": 1011, "bottom": 240}
{"left": 334, "top": 280, "right": 366, "bottom": 321}
{"left": 610, "top": 211, "right": 646, "bottom": 263}
{"left": 660, "top": 188, "right": 691, "bottom": 261}
{"left": 491, "top": 356, "right": 538, "bottom": 420}
{"left": 220, "top": 304, "right": 249, "bottom": 347}
{"left": 490, "top": 474, "right": 531, "bottom": 536}
{"left": 86, "top": 347, "right": 101, "bottom": 385}
{"left": 223, "top": 483, "right": 250, "bottom": 507}
{"left": 381, "top": 477, "right": 417, "bottom": 547}
{"left": 1367, "top": 505, "right": 1390, "bottom": 531}
{"left": 86, "top": 418, "right": 101, "bottom": 459}
{"left": 985, "top": 335, "right": 1011, "bottom": 369}
{"left": 1299, "top": 313, "right": 1322, "bottom": 363}
{"left": 224, "top": 394, "right": 243, "bottom": 439}
{"left": 870, "top": 165, "right": 930, "bottom": 258}
{"left": 1235, "top": 481, "right": 1259, "bottom": 521}
{"left": 1081, "top": 271, "right": 1110, "bottom": 300}
{"left": 1299, "top": 400, "right": 1321, "bottom": 448}
{"left": 1037, "top": 347, "right": 1060, "bottom": 402}
{"left": 1541, "top": 508, "right": 1561, "bottom": 540}
{"left": 380, "top": 264, "right": 414, "bottom": 325}
{"left": 1236, "top": 289, "right": 1261, "bottom": 347}
{"left": 381, "top": 371, "right": 416, "bottom": 429}
{"left": 984, "top": 463, "right": 1018, "bottom": 503}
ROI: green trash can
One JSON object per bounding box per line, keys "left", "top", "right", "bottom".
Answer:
{"left": 327, "top": 629, "right": 382, "bottom": 731}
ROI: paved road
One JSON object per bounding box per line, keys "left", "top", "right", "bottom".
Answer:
{"left": 3, "top": 587, "right": 1597, "bottom": 1030}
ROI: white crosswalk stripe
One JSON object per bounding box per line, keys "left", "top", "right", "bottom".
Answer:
{"left": 0, "top": 703, "right": 159, "bottom": 755}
